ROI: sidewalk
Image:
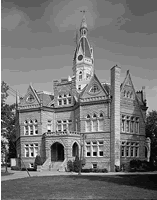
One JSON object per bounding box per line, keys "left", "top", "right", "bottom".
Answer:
{"left": 1, "top": 167, "right": 157, "bottom": 181}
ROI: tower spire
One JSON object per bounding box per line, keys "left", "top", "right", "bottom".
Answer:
{"left": 80, "top": 10, "right": 87, "bottom": 29}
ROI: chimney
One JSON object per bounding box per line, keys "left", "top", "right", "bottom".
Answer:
{"left": 142, "top": 86, "right": 146, "bottom": 103}
{"left": 110, "top": 65, "right": 121, "bottom": 172}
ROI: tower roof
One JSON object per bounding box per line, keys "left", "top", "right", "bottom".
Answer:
{"left": 80, "top": 14, "right": 87, "bottom": 29}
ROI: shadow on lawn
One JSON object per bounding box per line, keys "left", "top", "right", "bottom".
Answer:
{"left": 68, "top": 174, "right": 157, "bottom": 191}
{"left": 1, "top": 172, "right": 14, "bottom": 176}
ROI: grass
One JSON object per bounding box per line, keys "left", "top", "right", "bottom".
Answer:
{"left": 1, "top": 174, "right": 157, "bottom": 199}
{"left": 1, "top": 171, "right": 14, "bottom": 176}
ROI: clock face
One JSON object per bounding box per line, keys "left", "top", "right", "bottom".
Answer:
{"left": 78, "top": 55, "right": 83, "bottom": 61}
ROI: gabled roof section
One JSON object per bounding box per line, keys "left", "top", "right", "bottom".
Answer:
{"left": 19, "top": 84, "right": 41, "bottom": 107}
{"left": 80, "top": 74, "right": 108, "bottom": 99}
{"left": 37, "top": 91, "right": 54, "bottom": 107}
{"left": 121, "top": 70, "right": 146, "bottom": 122}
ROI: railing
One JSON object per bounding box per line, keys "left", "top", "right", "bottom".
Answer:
{"left": 58, "top": 158, "right": 67, "bottom": 172}
{"left": 44, "top": 131, "right": 81, "bottom": 136}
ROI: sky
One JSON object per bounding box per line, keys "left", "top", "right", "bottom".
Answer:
{"left": 1, "top": 0, "right": 157, "bottom": 112}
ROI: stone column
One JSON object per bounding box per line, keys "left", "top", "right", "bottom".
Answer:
{"left": 110, "top": 65, "right": 121, "bottom": 171}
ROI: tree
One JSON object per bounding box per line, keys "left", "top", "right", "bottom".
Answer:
{"left": 146, "top": 110, "right": 157, "bottom": 167}
{"left": 1, "top": 81, "right": 16, "bottom": 170}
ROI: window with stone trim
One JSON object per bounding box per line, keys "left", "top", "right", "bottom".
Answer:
{"left": 56, "top": 120, "right": 73, "bottom": 132}
{"left": 85, "top": 141, "right": 104, "bottom": 157}
{"left": 130, "top": 117, "right": 135, "bottom": 133}
{"left": 121, "top": 141, "right": 139, "bottom": 158}
{"left": 135, "top": 117, "right": 139, "bottom": 133}
{"left": 24, "top": 143, "right": 38, "bottom": 157}
{"left": 89, "top": 84, "right": 100, "bottom": 93}
{"left": 126, "top": 116, "right": 130, "bottom": 132}
{"left": 57, "top": 93, "right": 72, "bottom": 106}
{"left": 47, "top": 120, "right": 52, "bottom": 133}
{"left": 85, "top": 113, "right": 104, "bottom": 132}
{"left": 121, "top": 141, "right": 125, "bottom": 157}
{"left": 121, "top": 115, "right": 140, "bottom": 134}
{"left": 24, "top": 119, "right": 38, "bottom": 135}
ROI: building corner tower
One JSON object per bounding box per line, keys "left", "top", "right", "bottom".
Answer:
{"left": 110, "top": 65, "right": 121, "bottom": 171}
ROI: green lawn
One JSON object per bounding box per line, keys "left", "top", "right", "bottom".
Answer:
{"left": 1, "top": 175, "right": 157, "bottom": 199}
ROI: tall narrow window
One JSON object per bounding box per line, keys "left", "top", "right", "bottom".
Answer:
{"left": 29, "top": 144, "right": 34, "bottom": 157}
{"left": 92, "top": 120, "right": 97, "bottom": 132}
{"left": 34, "top": 144, "right": 38, "bottom": 157}
{"left": 126, "top": 142, "right": 130, "bottom": 157}
{"left": 24, "top": 126, "right": 29, "bottom": 135}
{"left": 130, "top": 143, "right": 134, "bottom": 157}
{"left": 79, "top": 71, "right": 82, "bottom": 81}
{"left": 25, "top": 145, "right": 29, "bottom": 157}
{"left": 86, "top": 121, "right": 91, "bottom": 132}
{"left": 34, "top": 125, "right": 38, "bottom": 134}
{"left": 86, "top": 142, "right": 91, "bottom": 157}
{"left": 135, "top": 143, "right": 139, "bottom": 157}
{"left": 63, "top": 120, "right": 67, "bottom": 131}
{"left": 121, "top": 142, "right": 125, "bottom": 157}
{"left": 86, "top": 115, "right": 91, "bottom": 132}
{"left": 57, "top": 120, "right": 62, "bottom": 132}
{"left": 30, "top": 125, "right": 33, "bottom": 135}
{"left": 135, "top": 117, "right": 139, "bottom": 133}
{"left": 130, "top": 117, "right": 134, "bottom": 133}
{"left": 126, "top": 117, "right": 130, "bottom": 132}
{"left": 98, "top": 141, "right": 104, "bottom": 156}
{"left": 121, "top": 115, "right": 125, "bottom": 132}
{"left": 67, "top": 120, "right": 72, "bottom": 131}
{"left": 92, "top": 142, "right": 97, "bottom": 157}
{"left": 47, "top": 120, "right": 52, "bottom": 133}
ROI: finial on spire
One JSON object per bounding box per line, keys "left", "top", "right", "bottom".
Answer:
{"left": 80, "top": 10, "right": 87, "bottom": 29}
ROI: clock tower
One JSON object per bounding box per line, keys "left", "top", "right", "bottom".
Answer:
{"left": 73, "top": 13, "right": 94, "bottom": 92}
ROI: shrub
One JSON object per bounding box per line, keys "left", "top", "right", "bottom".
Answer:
{"left": 102, "top": 168, "right": 108, "bottom": 173}
{"left": 21, "top": 168, "right": 36, "bottom": 171}
{"left": 67, "top": 160, "right": 73, "bottom": 172}
{"left": 115, "top": 165, "right": 120, "bottom": 172}
{"left": 34, "top": 155, "right": 42, "bottom": 169}
{"left": 11, "top": 166, "right": 20, "bottom": 171}
{"left": 73, "top": 156, "right": 80, "bottom": 172}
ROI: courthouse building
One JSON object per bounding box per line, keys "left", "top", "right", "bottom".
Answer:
{"left": 16, "top": 16, "right": 150, "bottom": 171}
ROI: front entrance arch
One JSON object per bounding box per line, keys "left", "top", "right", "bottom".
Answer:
{"left": 51, "top": 142, "right": 64, "bottom": 161}
{"left": 72, "top": 142, "right": 79, "bottom": 157}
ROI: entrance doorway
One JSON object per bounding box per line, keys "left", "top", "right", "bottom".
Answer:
{"left": 72, "top": 142, "right": 79, "bottom": 157}
{"left": 51, "top": 142, "right": 64, "bottom": 161}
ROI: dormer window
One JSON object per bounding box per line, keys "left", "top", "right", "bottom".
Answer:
{"left": 26, "top": 94, "right": 35, "bottom": 103}
{"left": 89, "top": 84, "right": 100, "bottom": 93}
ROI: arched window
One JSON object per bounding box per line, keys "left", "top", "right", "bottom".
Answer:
{"left": 87, "top": 114, "right": 90, "bottom": 119}
{"left": 124, "top": 90, "right": 126, "bottom": 97}
{"left": 93, "top": 113, "right": 97, "bottom": 118}
{"left": 130, "top": 92, "right": 133, "bottom": 99}
{"left": 89, "top": 84, "right": 100, "bottom": 93}
{"left": 79, "top": 71, "right": 82, "bottom": 81}
{"left": 29, "top": 120, "right": 33, "bottom": 124}
{"left": 100, "top": 113, "right": 103, "bottom": 118}
{"left": 72, "top": 142, "right": 79, "bottom": 157}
